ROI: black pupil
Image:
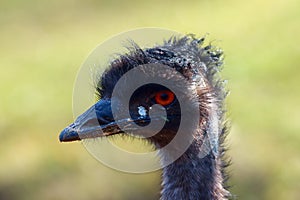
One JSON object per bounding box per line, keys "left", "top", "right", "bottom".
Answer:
{"left": 160, "top": 93, "right": 169, "bottom": 100}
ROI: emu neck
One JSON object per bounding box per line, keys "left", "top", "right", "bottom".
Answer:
{"left": 160, "top": 140, "right": 228, "bottom": 200}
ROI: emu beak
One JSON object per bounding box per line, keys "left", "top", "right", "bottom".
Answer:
{"left": 59, "top": 99, "right": 115, "bottom": 142}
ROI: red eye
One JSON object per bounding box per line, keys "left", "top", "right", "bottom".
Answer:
{"left": 154, "top": 90, "right": 175, "bottom": 106}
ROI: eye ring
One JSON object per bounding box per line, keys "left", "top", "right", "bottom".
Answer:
{"left": 154, "top": 90, "right": 175, "bottom": 106}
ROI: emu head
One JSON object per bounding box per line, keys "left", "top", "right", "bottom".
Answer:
{"left": 59, "top": 36, "right": 224, "bottom": 155}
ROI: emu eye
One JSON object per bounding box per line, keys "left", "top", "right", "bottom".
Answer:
{"left": 154, "top": 90, "right": 175, "bottom": 106}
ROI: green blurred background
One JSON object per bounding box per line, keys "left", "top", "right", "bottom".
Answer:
{"left": 0, "top": 0, "right": 299, "bottom": 199}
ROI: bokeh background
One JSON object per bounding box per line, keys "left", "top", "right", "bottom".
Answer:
{"left": 1, "top": 0, "right": 299, "bottom": 199}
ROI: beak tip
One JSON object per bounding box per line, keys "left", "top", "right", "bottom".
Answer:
{"left": 58, "top": 131, "right": 66, "bottom": 142}
{"left": 59, "top": 127, "right": 80, "bottom": 142}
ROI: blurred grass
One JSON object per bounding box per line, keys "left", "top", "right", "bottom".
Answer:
{"left": 0, "top": 0, "right": 299, "bottom": 199}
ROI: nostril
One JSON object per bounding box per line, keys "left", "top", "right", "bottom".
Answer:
{"left": 104, "top": 115, "right": 113, "bottom": 121}
{"left": 98, "top": 115, "right": 114, "bottom": 125}
{"left": 97, "top": 116, "right": 111, "bottom": 125}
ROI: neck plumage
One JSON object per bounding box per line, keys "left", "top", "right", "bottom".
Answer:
{"left": 160, "top": 138, "right": 230, "bottom": 200}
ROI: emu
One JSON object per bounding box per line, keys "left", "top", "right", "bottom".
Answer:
{"left": 59, "top": 35, "right": 231, "bottom": 200}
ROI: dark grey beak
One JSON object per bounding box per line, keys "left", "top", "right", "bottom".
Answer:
{"left": 59, "top": 99, "right": 115, "bottom": 142}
